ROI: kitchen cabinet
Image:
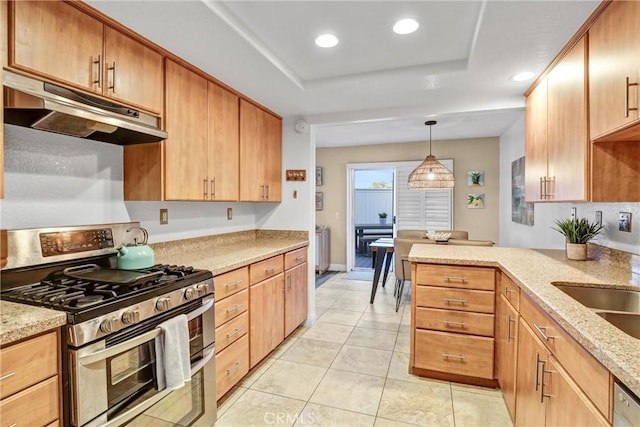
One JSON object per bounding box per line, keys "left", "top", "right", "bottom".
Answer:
{"left": 525, "top": 37, "right": 588, "bottom": 202}
{"left": 249, "top": 273, "right": 285, "bottom": 368}
{"left": 284, "top": 248, "right": 308, "bottom": 336}
{"left": 1, "top": 0, "right": 6, "bottom": 199}
{"left": 214, "top": 266, "right": 249, "bottom": 400}
{"left": 589, "top": 0, "right": 640, "bottom": 142}
{"left": 0, "top": 330, "right": 60, "bottom": 426}
{"left": 495, "top": 276, "right": 520, "bottom": 420}
{"left": 240, "top": 99, "right": 282, "bottom": 202}
{"left": 410, "top": 263, "right": 496, "bottom": 383}
{"left": 9, "top": 0, "right": 163, "bottom": 115}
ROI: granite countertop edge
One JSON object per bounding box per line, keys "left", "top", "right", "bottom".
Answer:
{"left": 408, "top": 245, "right": 640, "bottom": 398}
{"left": 1, "top": 234, "right": 309, "bottom": 347}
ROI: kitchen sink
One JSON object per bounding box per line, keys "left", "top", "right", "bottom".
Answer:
{"left": 596, "top": 312, "right": 640, "bottom": 339}
{"left": 553, "top": 284, "right": 640, "bottom": 314}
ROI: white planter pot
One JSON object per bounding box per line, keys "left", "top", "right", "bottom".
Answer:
{"left": 566, "top": 243, "right": 587, "bottom": 261}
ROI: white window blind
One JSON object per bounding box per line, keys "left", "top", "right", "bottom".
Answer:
{"left": 396, "top": 160, "right": 453, "bottom": 231}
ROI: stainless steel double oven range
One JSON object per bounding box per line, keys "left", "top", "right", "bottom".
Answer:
{"left": 1, "top": 223, "right": 217, "bottom": 426}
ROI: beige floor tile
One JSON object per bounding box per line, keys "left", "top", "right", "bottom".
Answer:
{"left": 387, "top": 351, "right": 443, "bottom": 385}
{"left": 357, "top": 312, "right": 402, "bottom": 332}
{"left": 450, "top": 382, "right": 502, "bottom": 397}
{"left": 314, "top": 306, "right": 329, "bottom": 318}
{"left": 271, "top": 336, "right": 298, "bottom": 358}
{"left": 217, "top": 385, "right": 248, "bottom": 417}
{"left": 315, "top": 293, "right": 340, "bottom": 308}
{"left": 346, "top": 327, "right": 398, "bottom": 351}
{"left": 280, "top": 338, "right": 342, "bottom": 368}
{"left": 216, "top": 389, "right": 306, "bottom": 427}
{"left": 250, "top": 359, "right": 328, "bottom": 400}
{"left": 301, "top": 322, "right": 354, "bottom": 344}
{"left": 238, "top": 357, "right": 276, "bottom": 387}
{"left": 291, "top": 325, "right": 310, "bottom": 338}
{"left": 295, "top": 402, "right": 376, "bottom": 427}
{"left": 331, "top": 345, "right": 393, "bottom": 377}
{"left": 317, "top": 308, "right": 364, "bottom": 326}
{"left": 394, "top": 331, "right": 410, "bottom": 353}
{"left": 310, "top": 369, "right": 385, "bottom": 416}
{"left": 374, "top": 417, "right": 419, "bottom": 427}
{"left": 377, "top": 378, "right": 454, "bottom": 426}
{"left": 329, "top": 298, "right": 370, "bottom": 312}
{"left": 451, "top": 389, "right": 513, "bottom": 427}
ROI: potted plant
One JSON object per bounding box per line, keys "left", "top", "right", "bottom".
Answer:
{"left": 552, "top": 217, "right": 604, "bottom": 260}
{"left": 378, "top": 212, "right": 388, "bottom": 224}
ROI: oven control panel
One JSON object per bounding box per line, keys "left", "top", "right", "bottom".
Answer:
{"left": 40, "top": 228, "right": 114, "bottom": 257}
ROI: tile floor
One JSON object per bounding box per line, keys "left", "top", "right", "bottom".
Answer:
{"left": 215, "top": 273, "right": 513, "bottom": 427}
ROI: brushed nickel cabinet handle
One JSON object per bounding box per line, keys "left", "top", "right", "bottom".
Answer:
{"left": 225, "top": 280, "right": 243, "bottom": 289}
{"left": 443, "top": 320, "right": 466, "bottom": 328}
{"left": 265, "top": 267, "right": 275, "bottom": 273}
{"left": 0, "top": 372, "right": 16, "bottom": 381}
{"left": 226, "top": 328, "right": 243, "bottom": 339}
{"left": 533, "top": 323, "right": 555, "bottom": 341}
{"left": 540, "top": 363, "right": 552, "bottom": 403}
{"left": 445, "top": 276, "right": 466, "bottom": 283}
{"left": 506, "top": 315, "right": 516, "bottom": 342}
{"left": 203, "top": 178, "right": 208, "bottom": 199}
{"left": 546, "top": 177, "right": 555, "bottom": 199}
{"left": 227, "top": 362, "right": 241, "bottom": 375}
{"left": 260, "top": 184, "right": 266, "bottom": 199}
{"left": 225, "top": 304, "right": 243, "bottom": 313}
{"left": 625, "top": 76, "right": 638, "bottom": 118}
{"left": 108, "top": 61, "right": 117, "bottom": 93}
{"left": 444, "top": 298, "right": 467, "bottom": 305}
{"left": 442, "top": 353, "right": 465, "bottom": 360}
{"left": 210, "top": 177, "right": 216, "bottom": 199}
{"left": 295, "top": 255, "right": 305, "bottom": 261}
{"left": 534, "top": 352, "right": 541, "bottom": 391}
{"left": 93, "top": 55, "right": 102, "bottom": 88}
{"left": 539, "top": 176, "right": 545, "bottom": 200}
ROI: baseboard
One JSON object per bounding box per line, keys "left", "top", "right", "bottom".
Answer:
{"left": 329, "top": 263, "right": 346, "bottom": 271}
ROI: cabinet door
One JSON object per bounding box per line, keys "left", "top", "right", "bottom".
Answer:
{"left": 285, "top": 262, "right": 308, "bottom": 336}
{"left": 239, "top": 99, "right": 266, "bottom": 201}
{"left": 164, "top": 60, "right": 208, "bottom": 200}
{"left": 515, "top": 319, "right": 547, "bottom": 427}
{"left": 249, "top": 274, "right": 285, "bottom": 368}
{"left": 495, "top": 295, "right": 518, "bottom": 421}
{"left": 103, "top": 26, "right": 163, "bottom": 114}
{"left": 524, "top": 78, "right": 548, "bottom": 202}
{"left": 11, "top": 1, "right": 103, "bottom": 93}
{"left": 589, "top": 1, "right": 640, "bottom": 139}
{"left": 547, "top": 37, "right": 588, "bottom": 201}
{"left": 263, "top": 111, "right": 282, "bottom": 202}
{"left": 208, "top": 82, "right": 240, "bottom": 201}
{"left": 545, "top": 356, "right": 609, "bottom": 427}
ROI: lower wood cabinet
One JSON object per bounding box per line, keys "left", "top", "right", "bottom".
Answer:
{"left": 495, "top": 293, "right": 519, "bottom": 419}
{"left": 249, "top": 273, "right": 285, "bottom": 368}
{"left": 0, "top": 330, "right": 60, "bottom": 426}
{"left": 215, "top": 335, "right": 249, "bottom": 400}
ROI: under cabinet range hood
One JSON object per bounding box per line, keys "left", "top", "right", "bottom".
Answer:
{"left": 3, "top": 70, "right": 167, "bottom": 144}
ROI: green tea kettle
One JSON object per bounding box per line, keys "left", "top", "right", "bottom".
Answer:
{"left": 117, "top": 227, "right": 155, "bottom": 270}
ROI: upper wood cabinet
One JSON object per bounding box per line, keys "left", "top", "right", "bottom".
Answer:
{"left": 589, "top": 0, "right": 640, "bottom": 141}
{"left": 9, "top": 1, "right": 164, "bottom": 115}
{"left": 525, "top": 37, "right": 588, "bottom": 202}
{"left": 239, "top": 99, "right": 282, "bottom": 202}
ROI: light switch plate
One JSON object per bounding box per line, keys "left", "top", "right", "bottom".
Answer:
{"left": 227, "top": 208, "right": 233, "bottom": 220}
{"left": 160, "top": 209, "right": 168, "bottom": 225}
{"left": 595, "top": 211, "right": 602, "bottom": 227}
{"left": 619, "top": 212, "right": 631, "bottom": 232}
{"left": 570, "top": 207, "right": 577, "bottom": 220}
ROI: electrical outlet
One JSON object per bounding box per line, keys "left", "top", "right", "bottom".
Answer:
{"left": 293, "top": 190, "right": 297, "bottom": 199}
{"left": 570, "top": 207, "right": 577, "bottom": 220}
{"left": 227, "top": 208, "right": 233, "bottom": 220}
{"left": 595, "top": 211, "right": 602, "bottom": 227}
{"left": 160, "top": 209, "right": 168, "bottom": 225}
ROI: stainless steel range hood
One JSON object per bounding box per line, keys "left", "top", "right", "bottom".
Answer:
{"left": 3, "top": 70, "right": 167, "bottom": 145}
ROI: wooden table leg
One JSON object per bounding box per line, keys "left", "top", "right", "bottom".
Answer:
{"left": 369, "top": 247, "right": 386, "bottom": 304}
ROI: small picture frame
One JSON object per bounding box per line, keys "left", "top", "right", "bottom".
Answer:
{"left": 619, "top": 212, "right": 631, "bottom": 232}
{"left": 467, "top": 171, "right": 484, "bottom": 186}
{"left": 467, "top": 193, "right": 485, "bottom": 209}
{"left": 316, "top": 166, "right": 323, "bottom": 186}
{"left": 315, "top": 192, "right": 324, "bottom": 210}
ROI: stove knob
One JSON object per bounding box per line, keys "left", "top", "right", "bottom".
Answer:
{"left": 196, "top": 284, "right": 208, "bottom": 296}
{"left": 184, "top": 287, "right": 196, "bottom": 301}
{"left": 156, "top": 297, "right": 172, "bottom": 312}
{"left": 99, "top": 317, "right": 119, "bottom": 333}
{"left": 121, "top": 309, "right": 140, "bottom": 325}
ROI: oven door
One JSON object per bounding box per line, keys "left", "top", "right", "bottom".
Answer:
{"left": 69, "top": 296, "right": 216, "bottom": 427}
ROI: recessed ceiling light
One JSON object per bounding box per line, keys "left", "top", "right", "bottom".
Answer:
{"left": 510, "top": 71, "right": 535, "bottom": 82}
{"left": 315, "top": 34, "right": 339, "bottom": 48}
{"left": 393, "top": 18, "right": 419, "bottom": 35}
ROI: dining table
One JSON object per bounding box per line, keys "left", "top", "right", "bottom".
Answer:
{"left": 368, "top": 238, "right": 394, "bottom": 304}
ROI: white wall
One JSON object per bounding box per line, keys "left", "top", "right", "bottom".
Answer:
{"left": 499, "top": 115, "right": 640, "bottom": 255}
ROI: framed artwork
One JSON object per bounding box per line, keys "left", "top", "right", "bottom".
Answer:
{"left": 511, "top": 157, "right": 534, "bottom": 225}
{"left": 316, "top": 166, "right": 323, "bottom": 186}
{"left": 467, "top": 171, "right": 484, "bottom": 186}
{"left": 315, "top": 192, "right": 324, "bottom": 210}
{"left": 467, "top": 193, "right": 485, "bottom": 209}
{"left": 619, "top": 212, "right": 631, "bottom": 232}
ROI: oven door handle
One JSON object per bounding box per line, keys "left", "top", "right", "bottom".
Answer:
{"left": 94, "top": 345, "right": 215, "bottom": 427}
{"left": 79, "top": 298, "right": 214, "bottom": 366}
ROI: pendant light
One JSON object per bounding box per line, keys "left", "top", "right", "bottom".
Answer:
{"left": 407, "top": 120, "right": 455, "bottom": 189}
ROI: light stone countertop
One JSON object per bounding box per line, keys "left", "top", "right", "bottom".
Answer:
{"left": 408, "top": 244, "right": 640, "bottom": 398}
{"left": 1, "top": 230, "right": 309, "bottom": 347}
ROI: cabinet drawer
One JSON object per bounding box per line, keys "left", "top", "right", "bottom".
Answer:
{"left": 215, "top": 311, "right": 248, "bottom": 353}
{"left": 416, "top": 286, "right": 495, "bottom": 314}
{"left": 414, "top": 329, "right": 494, "bottom": 379}
{"left": 520, "top": 295, "right": 610, "bottom": 417}
{"left": 0, "top": 375, "right": 59, "bottom": 426}
{"left": 285, "top": 247, "right": 307, "bottom": 270}
{"left": 415, "top": 265, "right": 495, "bottom": 291}
{"left": 416, "top": 307, "right": 494, "bottom": 337}
{"left": 216, "top": 335, "right": 249, "bottom": 400}
{"left": 215, "top": 267, "right": 249, "bottom": 301}
{"left": 499, "top": 274, "right": 520, "bottom": 311}
{"left": 0, "top": 331, "right": 58, "bottom": 399}
{"left": 215, "top": 289, "right": 248, "bottom": 325}
{"left": 250, "top": 255, "right": 284, "bottom": 285}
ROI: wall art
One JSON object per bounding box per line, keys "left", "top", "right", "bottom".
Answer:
{"left": 315, "top": 192, "right": 324, "bottom": 210}
{"left": 511, "top": 157, "right": 534, "bottom": 225}
{"left": 467, "top": 171, "right": 484, "bottom": 186}
{"left": 316, "top": 166, "right": 323, "bottom": 186}
{"left": 467, "top": 193, "right": 485, "bottom": 209}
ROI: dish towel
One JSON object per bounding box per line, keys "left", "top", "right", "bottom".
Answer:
{"left": 155, "top": 314, "right": 191, "bottom": 391}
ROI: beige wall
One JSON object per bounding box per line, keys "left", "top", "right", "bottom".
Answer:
{"left": 316, "top": 137, "right": 500, "bottom": 268}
